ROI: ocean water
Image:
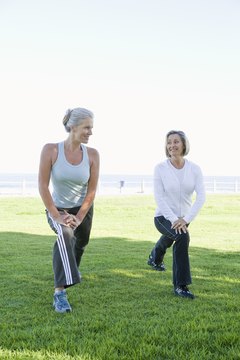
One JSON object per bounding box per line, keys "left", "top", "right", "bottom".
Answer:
{"left": 0, "top": 173, "right": 240, "bottom": 196}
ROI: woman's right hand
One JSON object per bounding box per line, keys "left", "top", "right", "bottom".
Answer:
{"left": 171, "top": 218, "right": 188, "bottom": 234}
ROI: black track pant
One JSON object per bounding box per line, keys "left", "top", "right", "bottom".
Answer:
{"left": 46, "top": 206, "right": 93, "bottom": 288}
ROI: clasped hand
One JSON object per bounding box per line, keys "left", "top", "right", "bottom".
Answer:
{"left": 56, "top": 211, "right": 81, "bottom": 229}
{"left": 171, "top": 218, "right": 188, "bottom": 234}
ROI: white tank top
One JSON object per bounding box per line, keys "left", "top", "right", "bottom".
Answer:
{"left": 51, "top": 142, "right": 90, "bottom": 208}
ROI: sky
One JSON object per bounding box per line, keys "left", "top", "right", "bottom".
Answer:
{"left": 1, "top": 0, "right": 240, "bottom": 176}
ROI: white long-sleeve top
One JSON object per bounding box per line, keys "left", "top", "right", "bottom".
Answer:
{"left": 154, "top": 159, "right": 206, "bottom": 224}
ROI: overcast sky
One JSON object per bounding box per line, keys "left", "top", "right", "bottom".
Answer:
{"left": 1, "top": 0, "right": 239, "bottom": 175}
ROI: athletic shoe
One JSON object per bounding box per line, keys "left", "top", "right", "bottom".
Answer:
{"left": 147, "top": 258, "right": 166, "bottom": 271}
{"left": 174, "top": 286, "right": 195, "bottom": 299}
{"left": 53, "top": 289, "right": 72, "bottom": 313}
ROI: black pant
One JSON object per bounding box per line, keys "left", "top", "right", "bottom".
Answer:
{"left": 46, "top": 206, "right": 93, "bottom": 288}
{"left": 150, "top": 216, "right": 192, "bottom": 287}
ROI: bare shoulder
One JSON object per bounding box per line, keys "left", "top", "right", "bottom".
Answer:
{"left": 41, "top": 143, "right": 58, "bottom": 154}
{"left": 40, "top": 143, "right": 59, "bottom": 165}
{"left": 86, "top": 146, "right": 100, "bottom": 159}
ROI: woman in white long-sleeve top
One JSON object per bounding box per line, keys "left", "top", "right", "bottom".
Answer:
{"left": 147, "top": 130, "right": 206, "bottom": 299}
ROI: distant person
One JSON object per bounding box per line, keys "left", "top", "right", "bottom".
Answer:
{"left": 38, "top": 107, "right": 100, "bottom": 313}
{"left": 147, "top": 130, "right": 205, "bottom": 299}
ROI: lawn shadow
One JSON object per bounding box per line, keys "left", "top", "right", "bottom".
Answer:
{"left": 85, "top": 235, "right": 240, "bottom": 291}
{"left": 1, "top": 231, "right": 239, "bottom": 301}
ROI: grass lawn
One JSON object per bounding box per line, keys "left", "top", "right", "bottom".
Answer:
{"left": 0, "top": 194, "right": 239, "bottom": 360}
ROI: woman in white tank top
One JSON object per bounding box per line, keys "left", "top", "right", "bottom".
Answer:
{"left": 38, "top": 107, "right": 100, "bottom": 313}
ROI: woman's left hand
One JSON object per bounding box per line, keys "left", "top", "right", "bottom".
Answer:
{"left": 67, "top": 215, "right": 82, "bottom": 229}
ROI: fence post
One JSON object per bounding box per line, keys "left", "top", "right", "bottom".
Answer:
{"left": 22, "top": 179, "right": 26, "bottom": 195}
{"left": 213, "top": 178, "right": 216, "bottom": 193}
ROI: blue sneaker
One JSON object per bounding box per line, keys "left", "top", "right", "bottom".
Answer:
{"left": 174, "top": 286, "right": 195, "bottom": 299}
{"left": 53, "top": 290, "right": 72, "bottom": 313}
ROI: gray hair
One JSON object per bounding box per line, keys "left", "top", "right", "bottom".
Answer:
{"left": 63, "top": 107, "right": 94, "bottom": 133}
{"left": 165, "top": 130, "right": 190, "bottom": 157}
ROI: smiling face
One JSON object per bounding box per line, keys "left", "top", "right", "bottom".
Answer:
{"left": 72, "top": 117, "right": 93, "bottom": 143}
{"left": 166, "top": 133, "right": 184, "bottom": 158}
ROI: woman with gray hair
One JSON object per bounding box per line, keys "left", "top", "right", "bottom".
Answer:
{"left": 147, "top": 130, "right": 205, "bottom": 299}
{"left": 38, "top": 107, "right": 100, "bottom": 313}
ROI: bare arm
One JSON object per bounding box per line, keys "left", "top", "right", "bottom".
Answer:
{"left": 75, "top": 147, "right": 100, "bottom": 224}
{"left": 38, "top": 144, "right": 71, "bottom": 225}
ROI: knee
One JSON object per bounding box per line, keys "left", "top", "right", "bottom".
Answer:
{"left": 61, "top": 226, "right": 74, "bottom": 240}
{"left": 175, "top": 232, "right": 190, "bottom": 244}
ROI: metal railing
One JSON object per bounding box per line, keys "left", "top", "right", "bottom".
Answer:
{"left": 1, "top": 178, "right": 239, "bottom": 196}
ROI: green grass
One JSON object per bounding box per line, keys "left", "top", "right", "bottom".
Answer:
{"left": 0, "top": 194, "right": 239, "bottom": 360}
